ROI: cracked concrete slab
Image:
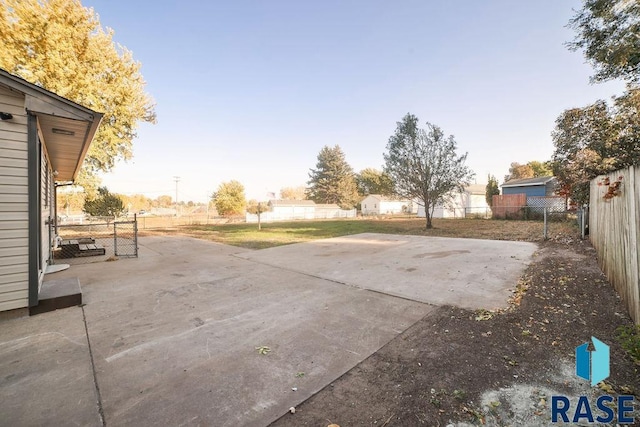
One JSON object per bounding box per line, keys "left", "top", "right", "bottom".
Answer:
{"left": 237, "top": 233, "right": 538, "bottom": 310}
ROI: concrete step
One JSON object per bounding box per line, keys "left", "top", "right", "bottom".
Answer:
{"left": 30, "top": 277, "right": 82, "bottom": 315}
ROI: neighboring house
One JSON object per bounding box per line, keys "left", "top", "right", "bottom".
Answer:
{"left": 0, "top": 69, "right": 102, "bottom": 314}
{"left": 360, "top": 195, "right": 415, "bottom": 215}
{"left": 499, "top": 176, "right": 565, "bottom": 214}
{"left": 463, "top": 184, "right": 490, "bottom": 215}
{"left": 501, "top": 176, "right": 557, "bottom": 197}
{"left": 268, "top": 199, "right": 316, "bottom": 220}
{"left": 417, "top": 184, "right": 491, "bottom": 218}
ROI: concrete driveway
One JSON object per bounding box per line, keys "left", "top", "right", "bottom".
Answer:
{"left": 0, "top": 234, "right": 537, "bottom": 426}
{"left": 237, "top": 233, "right": 536, "bottom": 310}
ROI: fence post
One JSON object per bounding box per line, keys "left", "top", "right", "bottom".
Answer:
{"left": 580, "top": 206, "right": 587, "bottom": 240}
{"left": 543, "top": 208, "right": 548, "bottom": 240}
{"left": 134, "top": 214, "right": 139, "bottom": 256}
{"left": 114, "top": 220, "right": 118, "bottom": 256}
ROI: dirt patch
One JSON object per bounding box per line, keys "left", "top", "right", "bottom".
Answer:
{"left": 270, "top": 238, "right": 640, "bottom": 426}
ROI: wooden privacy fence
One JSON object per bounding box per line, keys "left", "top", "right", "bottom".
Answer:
{"left": 589, "top": 166, "right": 640, "bottom": 324}
{"left": 492, "top": 194, "right": 526, "bottom": 219}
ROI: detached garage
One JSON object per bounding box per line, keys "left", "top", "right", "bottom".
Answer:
{"left": 501, "top": 176, "right": 557, "bottom": 197}
{"left": 0, "top": 69, "right": 102, "bottom": 315}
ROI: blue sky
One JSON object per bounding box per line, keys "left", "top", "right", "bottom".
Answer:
{"left": 85, "top": 0, "right": 626, "bottom": 203}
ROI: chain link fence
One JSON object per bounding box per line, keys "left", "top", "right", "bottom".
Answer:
{"left": 52, "top": 217, "right": 138, "bottom": 265}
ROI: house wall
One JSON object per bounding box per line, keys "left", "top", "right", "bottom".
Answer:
{"left": 431, "top": 193, "right": 465, "bottom": 218}
{"left": 361, "top": 195, "right": 381, "bottom": 215}
{"left": 502, "top": 185, "right": 546, "bottom": 197}
{"left": 379, "top": 200, "right": 408, "bottom": 215}
{"left": 418, "top": 192, "right": 490, "bottom": 218}
{"left": 467, "top": 194, "right": 490, "bottom": 215}
{"left": 361, "top": 196, "right": 413, "bottom": 215}
{"left": 0, "top": 86, "right": 29, "bottom": 311}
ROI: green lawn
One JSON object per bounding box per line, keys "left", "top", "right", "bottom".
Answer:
{"left": 153, "top": 217, "right": 576, "bottom": 249}
{"left": 180, "top": 219, "right": 417, "bottom": 249}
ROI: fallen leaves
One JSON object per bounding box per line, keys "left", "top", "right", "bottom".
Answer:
{"left": 475, "top": 309, "right": 494, "bottom": 321}
{"left": 255, "top": 346, "right": 271, "bottom": 355}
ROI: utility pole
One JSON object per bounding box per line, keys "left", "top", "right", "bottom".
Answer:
{"left": 173, "top": 176, "right": 180, "bottom": 216}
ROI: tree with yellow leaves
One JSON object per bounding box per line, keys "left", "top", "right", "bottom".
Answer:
{"left": 0, "top": 0, "right": 156, "bottom": 194}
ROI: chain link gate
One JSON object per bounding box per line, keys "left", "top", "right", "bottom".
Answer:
{"left": 53, "top": 216, "right": 138, "bottom": 265}
{"left": 113, "top": 218, "right": 138, "bottom": 257}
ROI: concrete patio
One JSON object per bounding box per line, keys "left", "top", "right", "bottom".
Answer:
{"left": 0, "top": 234, "right": 537, "bottom": 426}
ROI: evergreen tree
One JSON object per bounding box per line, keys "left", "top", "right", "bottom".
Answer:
{"left": 485, "top": 175, "right": 500, "bottom": 207}
{"left": 307, "top": 145, "right": 359, "bottom": 209}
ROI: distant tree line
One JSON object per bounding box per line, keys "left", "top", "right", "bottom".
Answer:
{"left": 59, "top": 188, "right": 205, "bottom": 217}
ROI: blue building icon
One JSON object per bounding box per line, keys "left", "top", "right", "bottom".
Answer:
{"left": 576, "top": 337, "right": 610, "bottom": 386}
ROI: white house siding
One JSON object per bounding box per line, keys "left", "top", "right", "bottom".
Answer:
{"left": 0, "top": 86, "right": 29, "bottom": 311}
{"left": 467, "top": 194, "right": 491, "bottom": 217}
{"left": 418, "top": 188, "right": 491, "bottom": 219}
{"left": 361, "top": 195, "right": 381, "bottom": 215}
{"left": 379, "top": 200, "right": 409, "bottom": 215}
{"left": 361, "top": 195, "right": 413, "bottom": 215}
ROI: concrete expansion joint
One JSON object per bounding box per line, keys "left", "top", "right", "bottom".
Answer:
{"left": 230, "top": 253, "right": 436, "bottom": 307}
{"left": 82, "top": 306, "right": 106, "bottom": 427}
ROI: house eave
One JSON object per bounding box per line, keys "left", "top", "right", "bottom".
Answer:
{"left": 1, "top": 68, "right": 103, "bottom": 182}
{"left": 502, "top": 177, "right": 555, "bottom": 188}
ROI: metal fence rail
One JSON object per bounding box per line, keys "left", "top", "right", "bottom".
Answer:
{"left": 415, "top": 206, "right": 575, "bottom": 221}
{"left": 53, "top": 217, "right": 138, "bottom": 265}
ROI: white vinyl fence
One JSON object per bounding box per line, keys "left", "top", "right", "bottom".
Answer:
{"left": 246, "top": 208, "right": 356, "bottom": 223}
